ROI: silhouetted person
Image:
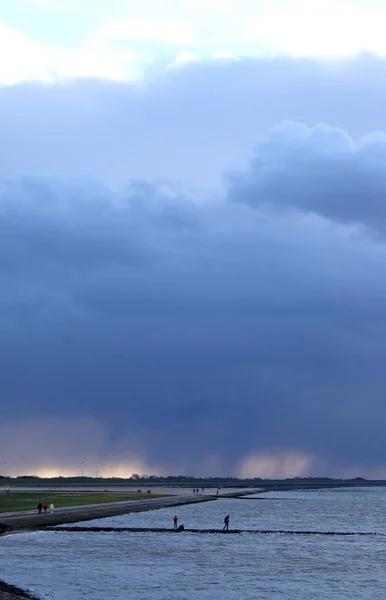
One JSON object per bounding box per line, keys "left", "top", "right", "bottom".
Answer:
{"left": 173, "top": 515, "right": 178, "bottom": 530}
{"left": 177, "top": 524, "right": 184, "bottom": 531}
{"left": 223, "top": 515, "right": 230, "bottom": 531}
{"left": 37, "top": 502, "right": 42, "bottom": 515}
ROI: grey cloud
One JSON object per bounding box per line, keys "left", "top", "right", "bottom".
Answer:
{"left": 1, "top": 54, "right": 386, "bottom": 186}
{"left": 228, "top": 121, "right": 386, "bottom": 234}
{"left": 1, "top": 164, "right": 386, "bottom": 476}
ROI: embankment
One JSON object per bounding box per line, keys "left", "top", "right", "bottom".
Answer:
{"left": 0, "top": 488, "right": 259, "bottom": 599}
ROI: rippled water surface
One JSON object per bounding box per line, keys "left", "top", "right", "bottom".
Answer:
{"left": 2, "top": 487, "right": 386, "bottom": 599}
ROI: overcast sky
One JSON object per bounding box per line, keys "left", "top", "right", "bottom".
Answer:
{"left": 2, "top": 1, "right": 386, "bottom": 479}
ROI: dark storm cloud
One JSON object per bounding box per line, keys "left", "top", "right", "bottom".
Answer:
{"left": 2, "top": 140, "right": 386, "bottom": 477}
{"left": 2, "top": 56, "right": 386, "bottom": 476}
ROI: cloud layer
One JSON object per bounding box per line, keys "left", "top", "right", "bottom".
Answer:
{"left": 2, "top": 56, "right": 386, "bottom": 478}
{"left": 2, "top": 55, "right": 386, "bottom": 188}
{"left": 2, "top": 119, "right": 386, "bottom": 477}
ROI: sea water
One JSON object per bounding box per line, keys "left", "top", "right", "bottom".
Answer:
{"left": 1, "top": 487, "right": 386, "bottom": 599}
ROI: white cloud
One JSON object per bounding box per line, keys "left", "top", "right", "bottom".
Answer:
{"left": 166, "top": 50, "right": 235, "bottom": 71}
{"left": 244, "top": 0, "right": 386, "bottom": 57}
{"left": 92, "top": 0, "right": 386, "bottom": 59}
{"left": 0, "top": 21, "right": 142, "bottom": 84}
{"left": 89, "top": 17, "right": 196, "bottom": 45}
{"left": 54, "top": 43, "right": 140, "bottom": 81}
{"left": 3, "top": 1, "right": 386, "bottom": 85}
{"left": 167, "top": 51, "right": 200, "bottom": 70}
{"left": 0, "top": 22, "right": 53, "bottom": 85}
{"left": 213, "top": 51, "right": 235, "bottom": 59}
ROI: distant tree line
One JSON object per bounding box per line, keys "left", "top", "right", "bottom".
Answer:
{"left": 0, "top": 473, "right": 370, "bottom": 485}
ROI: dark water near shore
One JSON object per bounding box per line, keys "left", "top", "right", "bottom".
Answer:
{"left": 1, "top": 487, "right": 386, "bottom": 599}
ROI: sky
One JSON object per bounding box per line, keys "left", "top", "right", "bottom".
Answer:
{"left": 2, "top": 1, "right": 386, "bottom": 479}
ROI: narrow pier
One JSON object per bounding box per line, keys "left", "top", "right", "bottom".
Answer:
{"left": 44, "top": 526, "right": 382, "bottom": 537}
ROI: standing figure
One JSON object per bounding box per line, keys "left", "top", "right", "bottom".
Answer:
{"left": 37, "top": 502, "right": 43, "bottom": 515}
{"left": 223, "top": 515, "right": 230, "bottom": 531}
{"left": 50, "top": 503, "right": 55, "bottom": 513}
{"left": 173, "top": 515, "right": 178, "bottom": 530}
{"left": 43, "top": 503, "right": 48, "bottom": 514}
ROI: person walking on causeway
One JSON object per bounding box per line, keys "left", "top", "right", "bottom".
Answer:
{"left": 223, "top": 515, "right": 230, "bottom": 531}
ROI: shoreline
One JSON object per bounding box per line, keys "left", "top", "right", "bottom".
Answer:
{"left": 0, "top": 581, "right": 39, "bottom": 600}
{"left": 0, "top": 487, "right": 259, "bottom": 600}
{"left": 0, "top": 487, "right": 258, "bottom": 532}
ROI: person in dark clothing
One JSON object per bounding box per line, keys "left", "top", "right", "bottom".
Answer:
{"left": 37, "top": 502, "right": 43, "bottom": 515}
{"left": 177, "top": 524, "right": 184, "bottom": 531}
{"left": 223, "top": 515, "right": 230, "bottom": 531}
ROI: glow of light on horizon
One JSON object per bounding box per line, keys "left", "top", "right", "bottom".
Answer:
{"left": 236, "top": 452, "right": 314, "bottom": 479}
{"left": 20, "top": 460, "right": 168, "bottom": 479}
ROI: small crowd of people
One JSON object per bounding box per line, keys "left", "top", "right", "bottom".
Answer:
{"left": 192, "top": 487, "right": 220, "bottom": 496}
{"left": 37, "top": 502, "right": 55, "bottom": 514}
{"left": 172, "top": 514, "right": 230, "bottom": 532}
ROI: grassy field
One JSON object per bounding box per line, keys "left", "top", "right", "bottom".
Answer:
{"left": 0, "top": 491, "right": 168, "bottom": 513}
